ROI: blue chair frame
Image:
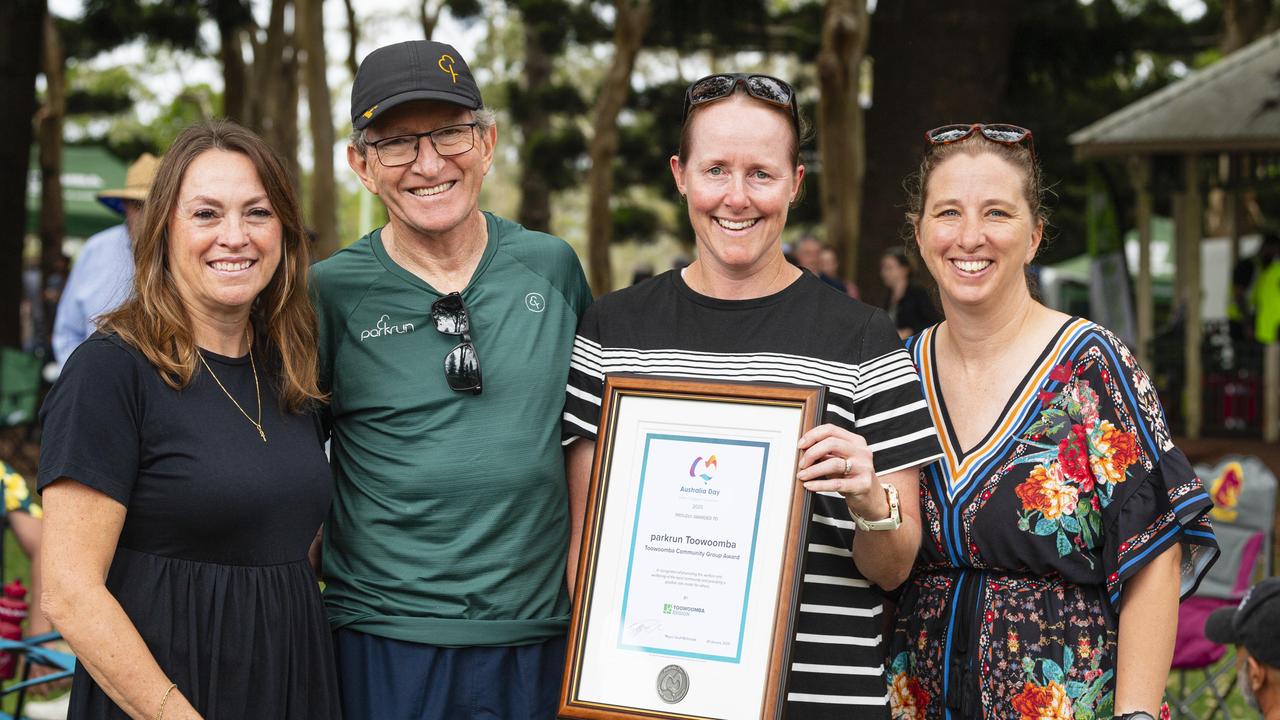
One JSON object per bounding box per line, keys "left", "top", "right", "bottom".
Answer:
{"left": 0, "top": 632, "right": 75, "bottom": 719}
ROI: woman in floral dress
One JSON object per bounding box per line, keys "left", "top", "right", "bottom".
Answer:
{"left": 885, "top": 124, "right": 1219, "bottom": 720}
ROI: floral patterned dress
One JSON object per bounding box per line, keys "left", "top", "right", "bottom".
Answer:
{"left": 887, "top": 318, "right": 1219, "bottom": 720}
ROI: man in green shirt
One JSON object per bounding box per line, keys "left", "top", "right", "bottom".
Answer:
{"left": 310, "top": 40, "right": 592, "bottom": 719}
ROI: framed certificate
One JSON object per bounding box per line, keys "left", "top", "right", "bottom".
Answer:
{"left": 559, "top": 375, "right": 826, "bottom": 720}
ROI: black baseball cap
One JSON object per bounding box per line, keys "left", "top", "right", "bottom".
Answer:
{"left": 351, "top": 40, "right": 483, "bottom": 131}
{"left": 1205, "top": 577, "right": 1280, "bottom": 666}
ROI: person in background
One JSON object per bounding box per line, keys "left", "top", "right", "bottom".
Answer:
{"left": 1251, "top": 232, "right": 1280, "bottom": 345}
{"left": 39, "top": 121, "right": 338, "bottom": 720}
{"left": 819, "top": 243, "right": 860, "bottom": 299}
{"left": 51, "top": 154, "right": 161, "bottom": 369}
{"left": 313, "top": 40, "right": 591, "bottom": 719}
{"left": 1205, "top": 577, "right": 1280, "bottom": 719}
{"left": 879, "top": 246, "right": 940, "bottom": 339}
{"left": 793, "top": 234, "right": 846, "bottom": 293}
{"left": 886, "top": 123, "right": 1218, "bottom": 720}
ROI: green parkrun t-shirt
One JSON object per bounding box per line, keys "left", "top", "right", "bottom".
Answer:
{"left": 311, "top": 212, "right": 592, "bottom": 647}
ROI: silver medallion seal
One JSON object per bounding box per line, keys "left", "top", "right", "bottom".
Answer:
{"left": 656, "top": 664, "right": 689, "bottom": 704}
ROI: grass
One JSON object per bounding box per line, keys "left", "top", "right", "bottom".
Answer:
{"left": 1168, "top": 659, "right": 1255, "bottom": 718}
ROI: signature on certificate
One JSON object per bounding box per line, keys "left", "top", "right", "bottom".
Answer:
{"left": 626, "top": 619, "right": 664, "bottom": 640}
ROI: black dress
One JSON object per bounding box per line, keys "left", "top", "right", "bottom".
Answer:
{"left": 38, "top": 334, "right": 340, "bottom": 720}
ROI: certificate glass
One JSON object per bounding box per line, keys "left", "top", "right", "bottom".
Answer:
{"left": 560, "top": 375, "right": 825, "bottom": 720}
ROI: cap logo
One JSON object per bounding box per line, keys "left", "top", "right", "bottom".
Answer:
{"left": 363, "top": 104, "right": 378, "bottom": 119}
{"left": 438, "top": 54, "right": 458, "bottom": 83}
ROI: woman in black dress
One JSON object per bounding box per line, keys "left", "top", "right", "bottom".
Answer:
{"left": 38, "top": 121, "right": 339, "bottom": 719}
{"left": 880, "top": 247, "right": 940, "bottom": 339}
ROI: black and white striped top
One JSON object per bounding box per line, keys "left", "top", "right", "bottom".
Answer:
{"left": 562, "top": 270, "right": 943, "bottom": 718}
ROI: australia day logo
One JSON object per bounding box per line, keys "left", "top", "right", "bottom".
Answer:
{"left": 688, "top": 455, "right": 717, "bottom": 484}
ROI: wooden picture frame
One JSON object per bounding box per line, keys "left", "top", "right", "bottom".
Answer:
{"left": 560, "top": 375, "right": 826, "bottom": 720}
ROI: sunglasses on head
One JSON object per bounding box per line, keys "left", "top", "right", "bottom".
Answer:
{"left": 682, "top": 73, "right": 799, "bottom": 133}
{"left": 925, "top": 123, "right": 1035, "bottom": 157}
{"left": 431, "top": 292, "right": 482, "bottom": 395}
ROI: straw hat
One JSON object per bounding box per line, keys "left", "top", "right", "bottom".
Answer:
{"left": 96, "top": 152, "right": 161, "bottom": 214}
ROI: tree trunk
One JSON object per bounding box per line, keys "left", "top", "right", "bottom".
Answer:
{"left": 816, "top": 0, "right": 867, "bottom": 283}
{"left": 38, "top": 9, "right": 66, "bottom": 346}
{"left": 516, "top": 15, "right": 553, "bottom": 232}
{"left": 859, "top": 0, "right": 1016, "bottom": 302}
{"left": 219, "top": 21, "right": 248, "bottom": 122}
{"left": 585, "top": 0, "right": 651, "bottom": 294}
{"left": 299, "top": 0, "right": 338, "bottom": 259}
{"left": 1221, "top": 0, "right": 1269, "bottom": 54}
{"left": 281, "top": 50, "right": 301, "bottom": 190}
{"left": 420, "top": 0, "right": 440, "bottom": 40}
{"left": 342, "top": 0, "right": 360, "bottom": 76}
{"left": 0, "top": 0, "right": 43, "bottom": 347}
{"left": 249, "top": 0, "right": 290, "bottom": 139}
{"left": 247, "top": 0, "right": 301, "bottom": 194}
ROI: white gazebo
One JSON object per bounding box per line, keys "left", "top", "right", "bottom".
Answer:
{"left": 1070, "top": 30, "right": 1280, "bottom": 441}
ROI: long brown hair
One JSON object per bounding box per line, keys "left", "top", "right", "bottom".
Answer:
{"left": 100, "top": 120, "right": 323, "bottom": 412}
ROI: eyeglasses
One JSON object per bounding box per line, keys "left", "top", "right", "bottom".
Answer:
{"left": 431, "top": 292, "right": 482, "bottom": 395}
{"left": 369, "top": 123, "right": 479, "bottom": 167}
{"left": 682, "top": 73, "right": 799, "bottom": 133}
{"left": 925, "top": 123, "right": 1035, "bottom": 157}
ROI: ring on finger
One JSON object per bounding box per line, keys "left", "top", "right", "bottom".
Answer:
{"left": 843, "top": 457, "right": 852, "bottom": 476}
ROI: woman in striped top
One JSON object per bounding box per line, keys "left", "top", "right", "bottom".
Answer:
{"left": 562, "top": 74, "right": 943, "bottom": 718}
{"left": 884, "top": 124, "right": 1218, "bottom": 720}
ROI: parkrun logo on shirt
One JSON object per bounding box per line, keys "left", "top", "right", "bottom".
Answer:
{"left": 360, "top": 314, "right": 416, "bottom": 342}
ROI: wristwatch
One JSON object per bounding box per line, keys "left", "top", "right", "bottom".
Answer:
{"left": 1113, "top": 713, "right": 1156, "bottom": 720}
{"left": 848, "top": 483, "right": 901, "bottom": 531}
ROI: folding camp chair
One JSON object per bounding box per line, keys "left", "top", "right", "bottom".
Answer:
{"left": 0, "top": 348, "right": 43, "bottom": 473}
{"left": 1168, "top": 455, "right": 1277, "bottom": 719}
{"left": 0, "top": 633, "right": 75, "bottom": 720}
{"left": 0, "top": 502, "right": 75, "bottom": 719}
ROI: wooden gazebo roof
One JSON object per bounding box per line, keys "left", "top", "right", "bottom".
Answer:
{"left": 1070, "top": 30, "right": 1280, "bottom": 158}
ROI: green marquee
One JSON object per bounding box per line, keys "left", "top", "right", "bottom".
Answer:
{"left": 26, "top": 145, "right": 127, "bottom": 239}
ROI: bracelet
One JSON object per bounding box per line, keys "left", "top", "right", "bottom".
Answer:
{"left": 155, "top": 682, "right": 177, "bottom": 720}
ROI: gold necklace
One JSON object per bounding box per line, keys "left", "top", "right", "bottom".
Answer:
{"left": 197, "top": 342, "right": 267, "bottom": 442}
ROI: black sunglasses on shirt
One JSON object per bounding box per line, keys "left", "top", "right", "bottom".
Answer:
{"left": 431, "top": 292, "right": 482, "bottom": 395}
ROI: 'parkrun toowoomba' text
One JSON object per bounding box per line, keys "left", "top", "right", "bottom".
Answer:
{"left": 645, "top": 530, "right": 747, "bottom": 558}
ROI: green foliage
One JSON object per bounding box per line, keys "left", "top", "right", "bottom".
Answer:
{"left": 63, "top": 66, "right": 134, "bottom": 115}
{"left": 507, "top": 81, "right": 589, "bottom": 124}
{"left": 644, "top": 0, "right": 772, "bottom": 52}
{"left": 61, "top": 0, "right": 205, "bottom": 61}
{"left": 448, "top": 0, "right": 485, "bottom": 18}
{"left": 1001, "top": 0, "right": 1225, "bottom": 263}
{"left": 528, "top": 127, "right": 588, "bottom": 191}
{"left": 92, "top": 84, "right": 217, "bottom": 161}
{"left": 612, "top": 203, "right": 662, "bottom": 243}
